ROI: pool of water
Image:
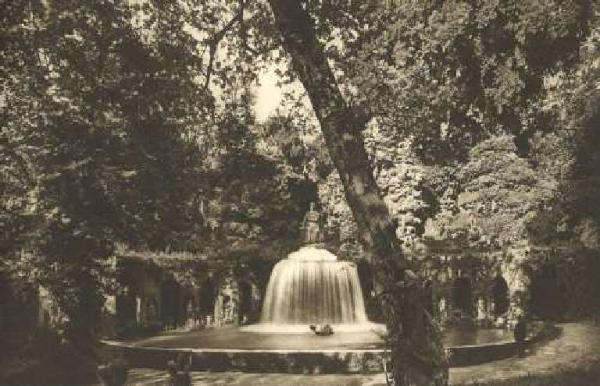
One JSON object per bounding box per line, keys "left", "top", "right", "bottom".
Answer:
{"left": 132, "top": 324, "right": 512, "bottom": 350}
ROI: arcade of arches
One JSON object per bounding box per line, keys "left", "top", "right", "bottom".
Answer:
{"left": 98, "top": 243, "right": 599, "bottom": 338}
{"left": 109, "top": 253, "right": 271, "bottom": 338}
{"left": 90, "top": 241, "right": 600, "bottom": 337}
{"left": 404, "top": 244, "right": 527, "bottom": 328}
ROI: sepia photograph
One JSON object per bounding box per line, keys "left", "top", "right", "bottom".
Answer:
{"left": 1, "top": 1, "right": 599, "bottom": 385}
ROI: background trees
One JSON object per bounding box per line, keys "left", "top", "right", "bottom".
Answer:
{"left": 1, "top": 3, "right": 310, "bottom": 373}
{"left": 330, "top": 0, "right": 593, "bottom": 160}
{"left": 1, "top": 0, "right": 212, "bottom": 375}
{"left": 200, "top": 93, "right": 315, "bottom": 258}
{"left": 315, "top": 0, "right": 597, "bottom": 250}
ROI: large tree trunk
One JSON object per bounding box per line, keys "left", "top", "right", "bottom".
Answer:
{"left": 267, "top": 1, "right": 447, "bottom": 385}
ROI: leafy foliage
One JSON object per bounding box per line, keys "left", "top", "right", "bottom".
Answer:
{"left": 420, "top": 135, "right": 551, "bottom": 247}
{"left": 526, "top": 16, "right": 600, "bottom": 248}
{"left": 328, "top": 0, "right": 594, "bottom": 162}
{"left": 315, "top": 1, "right": 599, "bottom": 256}
{"left": 1, "top": 0, "right": 212, "bottom": 356}
{"left": 201, "top": 97, "right": 313, "bottom": 257}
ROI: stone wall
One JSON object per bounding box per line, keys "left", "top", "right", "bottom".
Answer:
{"left": 113, "top": 255, "right": 268, "bottom": 337}
{"left": 114, "top": 242, "right": 591, "bottom": 337}
{"left": 358, "top": 244, "right": 529, "bottom": 328}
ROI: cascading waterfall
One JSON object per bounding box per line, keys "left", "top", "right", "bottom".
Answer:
{"left": 250, "top": 245, "right": 373, "bottom": 332}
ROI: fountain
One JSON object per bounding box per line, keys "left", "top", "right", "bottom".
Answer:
{"left": 107, "top": 203, "right": 528, "bottom": 373}
{"left": 250, "top": 245, "right": 373, "bottom": 332}
{"left": 246, "top": 203, "right": 377, "bottom": 332}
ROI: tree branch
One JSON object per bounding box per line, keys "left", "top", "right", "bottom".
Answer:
{"left": 203, "top": 0, "right": 247, "bottom": 90}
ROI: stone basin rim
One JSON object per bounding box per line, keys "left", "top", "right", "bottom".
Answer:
{"left": 102, "top": 340, "right": 387, "bottom": 353}
{"left": 100, "top": 325, "right": 558, "bottom": 372}
{"left": 101, "top": 337, "right": 519, "bottom": 352}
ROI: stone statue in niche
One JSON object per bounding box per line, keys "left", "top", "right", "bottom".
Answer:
{"left": 221, "top": 295, "right": 237, "bottom": 324}
{"left": 438, "top": 297, "right": 447, "bottom": 320}
{"left": 135, "top": 296, "right": 142, "bottom": 325}
{"left": 302, "top": 202, "right": 323, "bottom": 243}
{"left": 476, "top": 297, "right": 487, "bottom": 322}
{"left": 143, "top": 298, "right": 158, "bottom": 327}
{"left": 185, "top": 299, "right": 196, "bottom": 330}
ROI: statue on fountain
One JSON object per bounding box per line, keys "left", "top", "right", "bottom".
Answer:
{"left": 302, "top": 202, "right": 323, "bottom": 244}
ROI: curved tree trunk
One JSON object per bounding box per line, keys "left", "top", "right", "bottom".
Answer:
{"left": 267, "top": 1, "right": 447, "bottom": 385}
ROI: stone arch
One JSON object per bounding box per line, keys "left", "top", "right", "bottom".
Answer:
{"left": 491, "top": 275, "right": 510, "bottom": 316}
{"left": 116, "top": 285, "right": 138, "bottom": 334}
{"left": 238, "top": 281, "right": 253, "bottom": 324}
{"left": 529, "top": 262, "right": 563, "bottom": 319}
{"left": 453, "top": 276, "right": 473, "bottom": 316}
{"left": 160, "top": 280, "right": 181, "bottom": 329}
{"left": 143, "top": 297, "right": 159, "bottom": 326}
{"left": 182, "top": 293, "right": 196, "bottom": 320}
{"left": 199, "top": 278, "right": 217, "bottom": 321}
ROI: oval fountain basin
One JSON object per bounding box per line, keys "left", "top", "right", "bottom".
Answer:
{"left": 108, "top": 325, "right": 518, "bottom": 373}
{"left": 130, "top": 325, "right": 512, "bottom": 350}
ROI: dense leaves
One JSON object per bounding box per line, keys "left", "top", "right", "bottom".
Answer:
{"left": 201, "top": 95, "right": 314, "bottom": 257}
{"left": 316, "top": 0, "right": 599, "bottom": 256}
{"left": 1, "top": 0, "right": 213, "bottom": 360}
{"left": 327, "top": 0, "right": 594, "bottom": 162}
{"left": 527, "top": 18, "right": 600, "bottom": 248}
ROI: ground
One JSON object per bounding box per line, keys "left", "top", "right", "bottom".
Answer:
{"left": 115, "top": 322, "right": 600, "bottom": 386}
{"left": 450, "top": 322, "right": 600, "bottom": 384}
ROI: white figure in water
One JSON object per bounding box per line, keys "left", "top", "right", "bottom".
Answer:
{"left": 185, "top": 300, "right": 195, "bottom": 329}
{"left": 438, "top": 297, "right": 447, "bottom": 320}
{"left": 476, "top": 297, "right": 487, "bottom": 321}
{"left": 135, "top": 296, "right": 142, "bottom": 325}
